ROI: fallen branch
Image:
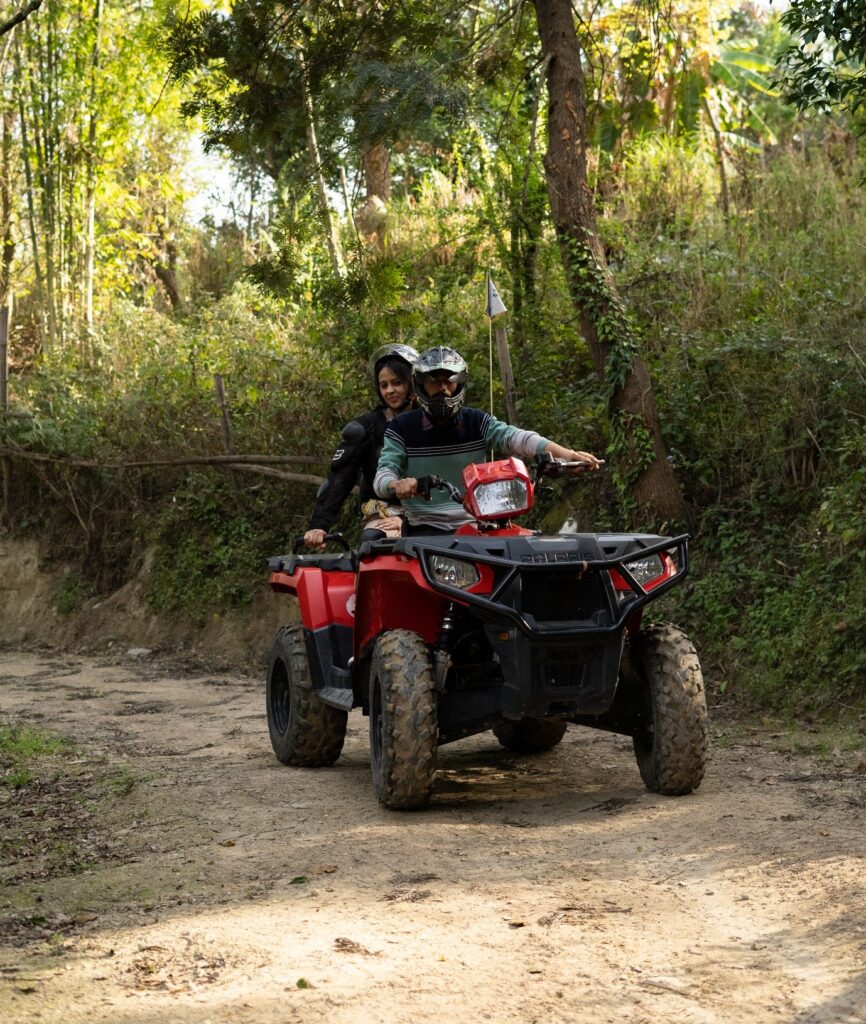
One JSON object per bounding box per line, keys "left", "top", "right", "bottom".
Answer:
{"left": 226, "top": 463, "right": 325, "bottom": 486}
{"left": 0, "top": 446, "right": 326, "bottom": 469}
{"left": 0, "top": 446, "right": 328, "bottom": 486}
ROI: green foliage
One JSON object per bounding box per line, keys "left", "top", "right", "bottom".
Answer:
{"left": 56, "top": 575, "right": 93, "bottom": 615}
{"left": 777, "top": 0, "right": 866, "bottom": 119}
{"left": 7, "top": 284, "right": 355, "bottom": 609}
{"left": 166, "top": 0, "right": 472, "bottom": 185}
{"left": 0, "top": 722, "right": 72, "bottom": 789}
{"left": 617, "top": 145, "right": 866, "bottom": 710}
{"left": 146, "top": 476, "right": 287, "bottom": 616}
{"left": 5, "top": 0, "right": 866, "bottom": 720}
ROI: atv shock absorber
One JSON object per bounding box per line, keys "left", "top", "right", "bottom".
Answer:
{"left": 432, "top": 603, "right": 457, "bottom": 691}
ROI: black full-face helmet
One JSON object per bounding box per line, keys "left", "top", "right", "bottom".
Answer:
{"left": 412, "top": 346, "right": 469, "bottom": 422}
{"left": 369, "top": 344, "right": 420, "bottom": 408}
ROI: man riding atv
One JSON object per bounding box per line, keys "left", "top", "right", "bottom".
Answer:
{"left": 267, "top": 346, "right": 707, "bottom": 811}
{"left": 374, "top": 346, "right": 601, "bottom": 535}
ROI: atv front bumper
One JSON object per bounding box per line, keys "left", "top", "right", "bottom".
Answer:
{"left": 400, "top": 532, "right": 689, "bottom": 721}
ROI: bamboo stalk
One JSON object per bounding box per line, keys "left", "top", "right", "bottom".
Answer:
{"left": 83, "top": 0, "right": 102, "bottom": 334}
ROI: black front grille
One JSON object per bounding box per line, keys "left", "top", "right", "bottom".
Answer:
{"left": 520, "top": 570, "right": 608, "bottom": 623}
{"left": 543, "top": 661, "right": 586, "bottom": 689}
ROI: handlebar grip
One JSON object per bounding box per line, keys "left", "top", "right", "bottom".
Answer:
{"left": 415, "top": 475, "right": 435, "bottom": 501}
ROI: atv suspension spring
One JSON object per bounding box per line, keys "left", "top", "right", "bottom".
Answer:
{"left": 433, "top": 603, "right": 458, "bottom": 691}
{"left": 437, "top": 603, "right": 458, "bottom": 650}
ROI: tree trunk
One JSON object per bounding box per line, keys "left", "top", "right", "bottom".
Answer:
{"left": 702, "top": 94, "right": 730, "bottom": 221}
{"left": 360, "top": 143, "right": 390, "bottom": 250}
{"left": 1, "top": 105, "right": 14, "bottom": 307}
{"left": 362, "top": 143, "right": 390, "bottom": 202}
{"left": 15, "top": 38, "right": 47, "bottom": 347}
{"left": 83, "top": 0, "right": 102, "bottom": 333}
{"left": 298, "top": 47, "right": 344, "bottom": 277}
{"left": 532, "top": 0, "right": 686, "bottom": 525}
{"left": 26, "top": 17, "right": 60, "bottom": 350}
{"left": 152, "top": 227, "right": 184, "bottom": 313}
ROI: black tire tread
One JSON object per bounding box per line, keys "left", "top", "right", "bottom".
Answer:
{"left": 371, "top": 629, "right": 438, "bottom": 810}
{"left": 267, "top": 626, "right": 347, "bottom": 767}
{"left": 633, "top": 622, "right": 708, "bottom": 795}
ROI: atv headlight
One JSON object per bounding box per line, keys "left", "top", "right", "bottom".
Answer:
{"left": 429, "top": 555, "right": 480, "bottom": 590}
{"left": 623, "top": 554, "right": 664, "bottom": 586}
{"left": 472, "top": 478, "right": 529, "bottom": 518}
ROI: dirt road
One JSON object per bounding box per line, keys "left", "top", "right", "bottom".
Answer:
{"left": 1, "top": 649, "right": 864, "bottom": 1024}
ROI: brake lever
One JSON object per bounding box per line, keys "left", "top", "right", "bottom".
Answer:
{"left": 414, "top": 475, "right": 462, "bottom": 502}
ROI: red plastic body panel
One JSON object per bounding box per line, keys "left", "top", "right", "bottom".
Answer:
{"left": 353, "top": 555, "right": 446, "bottom": 656}
{"left": 462, "top": 457, "right": 534, "bottom": 521}
{"left": 268, "top": 569, "right": 356, "bottom": 631}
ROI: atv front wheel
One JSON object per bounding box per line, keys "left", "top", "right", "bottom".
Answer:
{"left": 369, "top": 630, "right": 438, "bottom": 810}
{"left": 493, "top": 718, "right": 567, "bottom": 754}
{"left": 631, "top": 623, "right": 708, "bottom": 795}
{"left": 266, "top": 626, "right": 347, "bottom": 766}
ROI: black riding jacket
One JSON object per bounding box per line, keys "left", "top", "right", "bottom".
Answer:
{"left": 308, "top": 407, "right": 397, "bottom": 531}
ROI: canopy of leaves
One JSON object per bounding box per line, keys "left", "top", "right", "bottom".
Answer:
{"left": 777, "top": 0, "right": 866, "bottom": 118}
{"left": 166, "top": 0, "right": 473, "bottom": 183}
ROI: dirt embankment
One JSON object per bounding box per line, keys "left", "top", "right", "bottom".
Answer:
{"left": 1, "top": 648, "right": 865, "bottom": 1024}
{"left": 0, "top": 536, "right": 287, "bottom": 669}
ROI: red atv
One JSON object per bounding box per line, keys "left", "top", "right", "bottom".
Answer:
{"left": 267, "top": 454, "right": 707, "bottom": 810}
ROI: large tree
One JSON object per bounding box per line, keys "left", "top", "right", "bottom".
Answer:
{"left": 532, "top": 0, "right": 687, "bottom": 523}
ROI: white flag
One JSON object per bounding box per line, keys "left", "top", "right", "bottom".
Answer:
{"left": 486, "top": 273, "right": 507, "bottom": 319}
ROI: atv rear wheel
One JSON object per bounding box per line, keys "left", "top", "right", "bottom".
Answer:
{"left": 369, "top": 630, "right": 438, "bottom": 810}
{"left": 266, "top": 626, "right": 347, "bottom": 766}
{"left": 493, "top": 718, "right": 567, "bottom": 754}
{"left": 631, "top": 623, "right": 708, "bottom": 795}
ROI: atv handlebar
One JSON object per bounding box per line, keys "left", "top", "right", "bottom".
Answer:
{"left": 415, "top": 475, "right": 463, "bottom": 502}
{"left": 292, "top": 532, "right": 351, "bottom": 554}
{"left": 415, "top": 457, "right": 603, "bottom": 503}
{"left": 534, "top": 452, "right": 605, "bottom": 481}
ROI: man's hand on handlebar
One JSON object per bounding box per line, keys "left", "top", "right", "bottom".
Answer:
{"left": 392, "top": 477, "right": 419, "bottom": 500}
{"left": 543, "top": 443, "right": 603, "bottom": 469}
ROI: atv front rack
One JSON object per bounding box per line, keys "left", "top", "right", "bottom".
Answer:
{"left": 407, "top": 533, "right": 689, "bottom": 639}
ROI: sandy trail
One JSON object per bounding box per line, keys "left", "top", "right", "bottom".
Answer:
{"left": 1, "top": 649, "right": 864, "bottom": 1024}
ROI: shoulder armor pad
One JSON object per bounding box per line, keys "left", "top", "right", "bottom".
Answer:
{"left": 341, "top": 420, "right": 367, "bottom": 444}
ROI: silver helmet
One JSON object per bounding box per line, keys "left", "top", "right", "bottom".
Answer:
{"left": 369, "top": 344, "right": 420, "bottom": 408}
{"left": 412, "top": 346, "right": 468, "bottom": 422}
